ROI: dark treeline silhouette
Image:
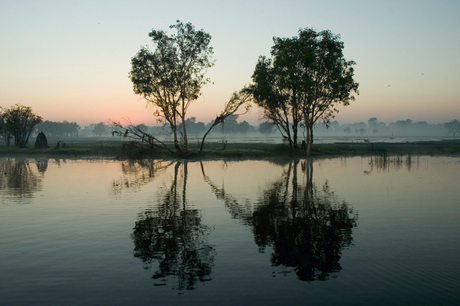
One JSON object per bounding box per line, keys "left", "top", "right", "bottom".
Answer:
{"left": 320, "top": 117, "right": 452, "bottom": 137}
{"left": 37, "top": 120, "right": 80, "bottom": 137}
{"left": 31, "top": 116, "right": 457, "bottom": 140}
{"left": 125, "top": 117, "right": 456, "bottom": 139}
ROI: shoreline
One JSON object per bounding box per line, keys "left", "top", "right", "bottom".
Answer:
{"left": 0, "top": 139, "right": 459, "bottom": 160}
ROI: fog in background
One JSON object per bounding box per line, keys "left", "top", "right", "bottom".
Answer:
{"left": 33, "top": 115, "right": 458, "bottom": 144}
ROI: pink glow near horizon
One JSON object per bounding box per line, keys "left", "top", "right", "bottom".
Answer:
{"left": 1, "top": 1, "right": 459, "bottom": 127}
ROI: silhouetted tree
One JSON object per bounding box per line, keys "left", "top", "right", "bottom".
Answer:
{"left": 1, "top": 104, "right": 42, "bottom": 147}
{"left": 445, "top": 119, "right": 460, "bottom": 137}
{"left": 135, "top": 124, "right": 148, "bottom": 133}
{"left": 130, "top": 20, "right": 214, "bottom": 154}
{"left": 390, "top": 119, "right": 413, "bottom": 136}
{"left": 0, "top": 115, "right": 12, "bottom": 146}
{"left": 39, "top": 121, "right": 80, "bottom": 137}
{"left": 368, "top": 117, "right": 378, "bottom": 127}
{"left": 259, "top": 122, "right": 275, "bottom": 134}
{"left": 93, "top": 122, "right": 108, "bottom": 136}
{"left": 248, "top": 28, "right": 359, "bottom": 155}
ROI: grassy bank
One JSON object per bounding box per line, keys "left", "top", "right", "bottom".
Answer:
{"left": 0, "top": 138, "right": 459, "bottom": 159}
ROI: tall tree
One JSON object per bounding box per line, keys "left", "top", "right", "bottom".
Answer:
{"left": 248, "top": 56, "right": 298, "bottom": 149}
{"left": 1, "top": 104, "right": 42, "bottom": 147}
{"left": 130, "top": 20, "right": 214, "bottom": 154}
{"left": 249, "top": 28, "right": 359, "bottom": 155}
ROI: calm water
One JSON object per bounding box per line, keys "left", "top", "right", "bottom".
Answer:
{"left": 0, "top": 156, "right": 459, "bottom": 305}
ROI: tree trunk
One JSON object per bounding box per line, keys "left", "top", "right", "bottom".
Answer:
{"left": 306, "top": 123, "right": 312, "bottom": 157}
{"left": 171, "top": 125, "right": 181, "bottom": 154}
{"left": 292, "top": 121, "right": 299, "bottom": 149}
{"left": 181, "top": 99, "right": 188, "bottom": 154}
{"left": 200, "top": 122, "right": 218, "bottom": 155}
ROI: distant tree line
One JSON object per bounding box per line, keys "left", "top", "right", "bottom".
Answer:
{"left": 58, "top": 117, "right": 460, "bottom": 138}
{"left": 37, "top": 120, "right": 80, "bottom": 137}
{"left": 315, "top": 117, "right": 458, "bottom": 137}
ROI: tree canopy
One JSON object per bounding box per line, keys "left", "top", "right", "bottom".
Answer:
{"left": 130, "top": 20, "right": 214, "bottom": 154}
{"left": 1, "top": 104, "right": 42, "bottom": 147}
{"left": 445, "top": 119, "right": 460, "bottom": 137}
{"left": 248, "top": 28, "right": 359, "bottom": 155}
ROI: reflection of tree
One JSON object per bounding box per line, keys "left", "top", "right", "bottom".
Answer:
{"left": 131, "top": 162, "right": 215, "bottom": 291}
{"left": 368, "top": 154, "right": 419, "bottom": 172}
{"left": 200, "top": 161, "right": 252, "bottom": 224}
{"left": 0, "top": 158, "right": 42, "bottom": 200}
{"left": 252, "top": 159, "right": 358, "bottom": 281}
{"left": 112, "top": 159, "right": 173, "bottom": 194}
{"left": 200, "top": 159, "right": 357, "bottom": 281}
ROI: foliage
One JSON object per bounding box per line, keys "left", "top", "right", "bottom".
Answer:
{"left": 135, "top": 123, "right": 148, "bottom": 133}
{"left": 93, "top": 122, "right": 108, "bottom": 136}
{"left": 444, "top": 119, "right": 460, "bottom": 137}
{"left": 38, "top": 120, "right": 80, "bottom": 137}
{"left": 248, "top": 28, "right": 359, "bottom": 155}
{"left": 259, "top": 122, "right": 276, "bottom": 134}
{"left": 130, "top": 20, "right": 214, "bottom": 154}
{"left": 1, "top": 104, "right": 42, "bottom": 147}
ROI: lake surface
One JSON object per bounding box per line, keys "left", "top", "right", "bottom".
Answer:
{"left": 0, "top": 156, "right": 459, "bottom": 305}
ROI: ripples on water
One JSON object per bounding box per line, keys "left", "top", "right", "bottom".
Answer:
{"left": 0, "top": 156, "right": 459, "bottom": 305}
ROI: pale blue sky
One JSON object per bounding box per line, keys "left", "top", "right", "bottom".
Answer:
{"left": 1, "top": 0, "right": 459, "bottom": 125}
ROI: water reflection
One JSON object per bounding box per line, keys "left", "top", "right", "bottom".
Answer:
{"left": 125, "top": 158, "right": 356, "bottom": 287}
{"left": 131, "top": 162, "right": 215, "bottom": 291}
{"left": 35, "top": 158, "right": 48, "bottom": 173}
{"left": 112, "top": 159, "right": 173, "bottom": 194}
{"left": 368, "top": 154, "right": 419, "bottom": 172}
{"left": 200, "top": 161, "right": 252, "bottom": 225}
{"left": 201, "top": 159, "right": 358, "bottom": 281}
{"left": 252, "top": 159, "right": 357, "bottom": 281}
{"left": 0, "top": 158, "right": 44, "bottom": 201}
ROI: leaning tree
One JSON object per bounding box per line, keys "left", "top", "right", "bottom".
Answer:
{"left": 129, "top": 20, "right": 214, "bottom": 154}
{"left": 249, "top": 28, "right": 359, "bottom": 155}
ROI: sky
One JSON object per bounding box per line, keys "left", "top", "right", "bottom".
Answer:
{"left": 1, "top": 0, "right": 459, "bottom": 127}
